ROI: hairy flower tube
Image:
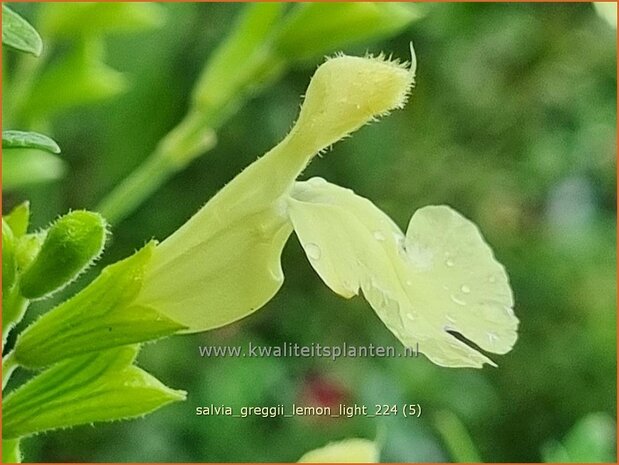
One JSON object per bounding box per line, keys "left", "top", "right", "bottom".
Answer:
{"left": 134, "top": 49, "right": 519, "bottom": 368}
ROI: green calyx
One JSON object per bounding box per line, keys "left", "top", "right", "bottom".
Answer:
{"left": 14, "top": 241, "right": 186, "bottom": 369}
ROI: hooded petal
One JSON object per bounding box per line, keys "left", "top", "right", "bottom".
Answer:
{"left": 288, "top": 178, "right": 518, "bottom": 368}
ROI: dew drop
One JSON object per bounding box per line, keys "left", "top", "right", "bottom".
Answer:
{"left": 373, "top": 231, "right": 386, "bottom": 242}
{"left": 450, "top": 295, "right": 467, "bottom": 306}
{"left": 406, "top": 279, "right": 413, "bottom": 286}
{"left": 308, "top": 177, "right": 327, "bottom": 187}
{"left": 305, "top": 242, "right": 321, "bottom": 260}
{"left": 487, "top": 332, "right": 498, "bottom": 343}
{"left": 445, "top": 258, "right": 455, "bottom": 267}
{"left": 383, "top": 297, "right": 400, "bottom": 313}
{"left": 406, "top": 312, "right": 416, "bottom": 321}
{"left": 460, "top": 285, "right": 471, "bottom": 294}
{"left": 445, "top": 314, "right": 456, "bottom": 323}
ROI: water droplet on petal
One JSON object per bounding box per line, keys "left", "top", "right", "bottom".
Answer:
{"left": 445, "top": 314, "right": 456, "bottom": 323}
{"left": 406, "top": 279, "right": 413, "bottom": 286}
{"left": 308, "top": 177, "right": 327, "bottom": 187}
{"left": 445, "top": 258, "right": 455, "bottom": 267}
{"left": 406, "top": 312, "right": 416, "bottom": 321}
{"left": 373, "top": 231, "right": 386, "bottom": 242}
{"left": 487, "top": 332, "right": 498, "bottom": 343}
{"left": 305, "top": 242, "right": 321, "bottom": 260}
{"left": 450, "top": 294, "right": 467, "bottom": 306}
{"left": 383, "top": 297, "right": 400, "bottom": 313}
{"left": 461, "top": 285, "right": 471, "bottom": 294}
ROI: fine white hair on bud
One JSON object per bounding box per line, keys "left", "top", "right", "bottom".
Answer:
{"left": 289, "top": 48, "right": 415, "bottom": 154}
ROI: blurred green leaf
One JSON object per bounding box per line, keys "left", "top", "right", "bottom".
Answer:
{"left": 2, "top": 130, "right": 60, "bottom": 154}
{"left": 542, "top": 413, "right": 616, "bottom": 463}
{"left": 2, "top": 148, "right": 66, "bottom": 189}
{"left": 594, "top": 3, "right": 617, "bottom": 29}
{"left": 3, "top": 345, "right": 186, "bottom": 439}
{"left": 39, "top": 2, "right": 165, "bottom": 38}
{"left": 4, "top": 201, "right": 31, "bottom": 238}
{"left": 433, "top": 410, "right": 482, "bottom": 462}
{"left": 191, "top": 3, "right": 285, "bottom": 124}
{"left": 14, "top": 242, "right": 186, "bottom": 369}
{"left": 298, "top": 439, "right": 379, "bottom": 462}
{"left": 24, "top": 39, "right": 127, "bottom": 119}
{"left": 275, "top": 3, "right": 420, "bottom": 61}
{"left": 2, "top": 5, "right": 42, "bottom": 56}
{"left": 19, "top": 210, "right": 107, "bottom": 299}
{"left": 2, "top": 439, "right": 21, "bottom": 463}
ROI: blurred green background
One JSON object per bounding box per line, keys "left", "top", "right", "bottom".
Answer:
{"left": 2, "top": 2, "right": 617, "bottom": 462}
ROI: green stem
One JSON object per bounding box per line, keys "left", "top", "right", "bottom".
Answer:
{"left": 3, "top": 351, "right": 18, "bottom": 391}
{"left": 97, "top": 111, "right": 217, "bottom": 224}
{"left": 96, "top": 45, "right": 286, "bottom": 225}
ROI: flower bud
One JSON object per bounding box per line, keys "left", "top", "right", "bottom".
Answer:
{"left": 20, "top": 210, "right": 107, "bottom": 299}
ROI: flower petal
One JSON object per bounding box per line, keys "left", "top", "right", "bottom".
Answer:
{"left": 138, "top": 53, "right": 414, "bottom": 332}
{"left": 288, "top": 178, "right": 518, "bottom": 368}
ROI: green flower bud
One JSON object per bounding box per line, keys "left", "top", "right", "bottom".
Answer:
{"left": 20, "top": 210, "right": 107, "bottom": 299}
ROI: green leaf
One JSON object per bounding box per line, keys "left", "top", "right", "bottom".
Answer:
{"left": 2, "top": 439, "right": 21, "bottom": 463}
{"left": 298, "top": 439, "right": 379, "bottom": 462}
{"left": 2, "top": 219, "right": 17, "bottom": 296}
{"left": 4, "top": 201, "right": 31, "bottom": 238}
{"left": 20, "top": 210, "right": 108, "bottom": 299}
{"left": 3, "top": 345, "right": 186, "bottom": 439}
{"left": 275, "top": 3, "right": 420, "bottom": 61}
{"left": 2, "top": 130, "right": 60, "bottom": 154}
{"left": 2, "top": 5, "right": 42, "bottom": 56}
{"left": 39, "top": 2, "right": 165, "bottom": 38}
{"left": 2, "top": 148, "right": 67, "bottom": 189}
{"left": 542, "top": 413, "right": 616, "bottom": 463}
{"left": 14, "top": 242, "right": 186, "bottom": 368}
{"left": 288, "top": 179, "right": 518, "bottom": 368}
